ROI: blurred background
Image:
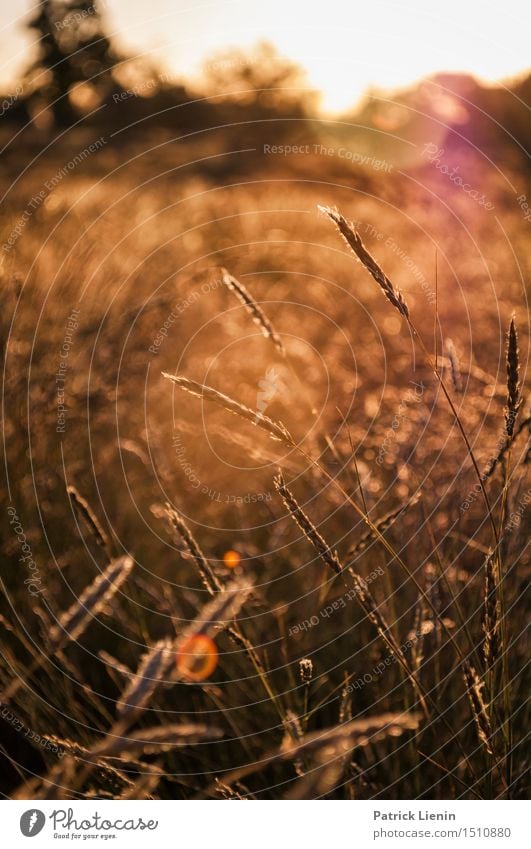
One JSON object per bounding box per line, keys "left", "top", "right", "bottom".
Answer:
{"left": 1, "top": 1, "right": 530, "bottom": 154}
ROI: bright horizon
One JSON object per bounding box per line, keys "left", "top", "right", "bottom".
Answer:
{"left": 1, "top": 0, "right": 530, "bottom": 112}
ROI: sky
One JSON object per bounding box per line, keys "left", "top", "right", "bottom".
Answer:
{"left": 2, "top": 0, "right": 530, "bottom": 112}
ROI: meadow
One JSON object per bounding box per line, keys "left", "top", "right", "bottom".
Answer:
{"left": 0, "top": 117, "right": 529, "bottom": 799}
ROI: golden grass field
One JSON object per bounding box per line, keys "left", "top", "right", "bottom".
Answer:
{"left": 1, "top": 117, "right": 529, "bottom": 799}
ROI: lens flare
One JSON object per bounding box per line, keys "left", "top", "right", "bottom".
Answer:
{"left": 223, "top": 549, "right": 241, "bottom": 569}
{"left": 176, "top": 635, "right": 218, "bottom": 681}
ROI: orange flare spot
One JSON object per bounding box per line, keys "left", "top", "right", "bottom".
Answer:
{"left": 176, "top": 635, "right": 218, "bottom": 681}
{"left": 223, "top": 549, "right": 241, "bottom": 569}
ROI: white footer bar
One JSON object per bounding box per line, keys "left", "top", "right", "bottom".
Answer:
{"left": 4, "top": 799, "right": 527, "bottom": 848}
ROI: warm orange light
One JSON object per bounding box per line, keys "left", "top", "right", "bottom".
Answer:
{"left": 176, "top": 635, "right": 218, "bottom": 681}
{"left": 223, "top": 549, "right": 241, "bottom": 569}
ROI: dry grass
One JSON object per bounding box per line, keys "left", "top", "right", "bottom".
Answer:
{"left": 462, "top": 661, "right": 494, "bottom": 757}
{"left": 66, "top": 485, "right": 112, "bottom": 556}
{"left": 116, "top": 638, "right": 174, "bottom": 719}
{"left": 0, "top": 135, "right": 528, "bottom": 800}
{"left": 505, "top": 317, "right": 521, "bottom": 437}
{"left": 483, "top": 551, "right": 501, "bottom": 672}
{"left": 49, "top": 556, "right": 135, "bottom": 650}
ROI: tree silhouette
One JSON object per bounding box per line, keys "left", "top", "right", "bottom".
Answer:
{"left": 25, "top": 0, "right": 117, "bottom": 126}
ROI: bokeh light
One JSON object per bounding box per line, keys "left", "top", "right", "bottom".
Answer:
{"left": 176, "top": 635, "right": 219, "bottom": 682}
